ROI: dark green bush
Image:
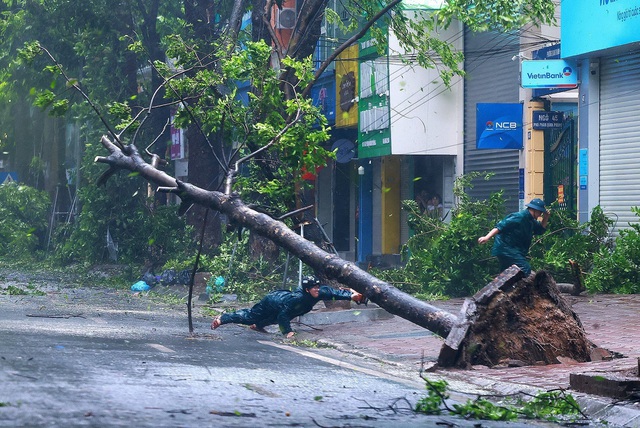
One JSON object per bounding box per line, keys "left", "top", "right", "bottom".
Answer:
{"left": 586, "top": 206, "right": 640, "bottom": 294}
{"left": 393, "top": 173, "right": 503, "bottom": 297}
{"left": 0, "top": 183, "right": 51, "bottom": 259}
{"left": 392, "top": 173, "right": 618, "bottom": 298}
{"left": 55, "top": 197, "right": 194, "bottom": 266}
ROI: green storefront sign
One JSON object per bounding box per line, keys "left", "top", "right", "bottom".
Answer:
{"left": 358, "top": 26, "right": 391, "bottom": 159}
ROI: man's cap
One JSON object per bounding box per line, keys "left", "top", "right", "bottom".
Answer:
{"left": 301, "top": 275, "right": 320, "bottom": 289}
{"left": 525, "top": 198, "right": 547, "bottom": 213}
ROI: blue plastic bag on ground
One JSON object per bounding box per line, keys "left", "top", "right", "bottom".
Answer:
{"left": 206, "top": 276, "right": 225, "bottom": 294}
{"left": 131, "top": 281, "right": 151, "bottom": 291}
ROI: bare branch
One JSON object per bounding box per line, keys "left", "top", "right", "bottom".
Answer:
{"left": 38, "top": 44, "right": 123, "bottom": 149}
{"left": 301, "top": 0, "right": 403, "bottom": 99}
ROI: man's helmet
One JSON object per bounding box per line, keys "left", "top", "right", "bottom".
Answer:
{"left": 301, "top": 275, "right": 320, "bottom": 289}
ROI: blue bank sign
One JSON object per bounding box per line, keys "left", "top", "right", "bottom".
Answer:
{"left": 476, "top": 103, "right": 523, "bottom": 150}
{"left": 562, "top": 0, "right": 640, "bottom": 58}
{"left": 521, "top": 60, "right": 578, "bottom": 89}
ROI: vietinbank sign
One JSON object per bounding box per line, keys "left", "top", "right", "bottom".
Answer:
{"left": 521, "top": 60, "right": 578, "bottom": 89}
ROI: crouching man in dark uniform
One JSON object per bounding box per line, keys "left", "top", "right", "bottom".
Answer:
{"left": 478, "top": 198, "right": 551, "bottom": 276}
{"left": 211, "top": 275, "right": 365, "bottom": 338}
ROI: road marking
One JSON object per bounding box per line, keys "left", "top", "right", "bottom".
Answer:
{"left": 147, "top": 343, "right": 175, "bottom": 353}
{"left": 258, "top": 340, "right": 423, "bottom": 388}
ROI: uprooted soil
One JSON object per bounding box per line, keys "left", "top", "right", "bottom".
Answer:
{"left": 444, "top": 270, "right": 601, "bottom": 368}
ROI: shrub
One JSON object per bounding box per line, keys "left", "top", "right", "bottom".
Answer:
{"left": 162, "top": 229, "right": 295, "bottom": 302}
{"left": 530, "top": 205, "right": 614, "bottom": 283}
{"left": 51, "top": 133, "right": 195, "bottom": 266}
{"left": 586, "top": 206, "right": 640, "bottom": 294}
{"left": 0, "top": 183, "right": 51, "bottom": 259}
{"left": 396, "top": 173, "right": 503, "bottom": 297}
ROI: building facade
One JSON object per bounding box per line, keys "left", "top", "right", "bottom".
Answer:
{"left": 561, "top": 0, "right": 640, "bottom": 233}
{"left": 314, "top": 5, "right": 463, "bottom": 265}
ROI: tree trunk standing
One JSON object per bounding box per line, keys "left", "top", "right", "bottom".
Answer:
{"left": 248, "top": 230, "right": 280, "bottom": 262}
{"left": 184, "top": 0, "right": 218, "bottom": 42}
{"left": 95, "top": 138, "right": 604, "bottom": 367}
{"left": 140, "top": 2, "right": 170, "bottom": 208}
{"left": 251, "top": 0, "right": 273, "bottom": 46}
{"left": 184, "top": 128, "right": 223, "bottom": 250}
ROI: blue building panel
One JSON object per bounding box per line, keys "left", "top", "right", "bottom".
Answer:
{"left": 234, "top": 79, "right": 251, "bottom": 106}
{"left": 310, "top": 70, "right": 336, "bottom": 123}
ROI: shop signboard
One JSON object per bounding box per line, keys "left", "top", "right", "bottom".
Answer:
{"left": 532, "top": 111, "right": 565, "bottom": 130}
{"left": 562, "top": 0, "right": 640, "bottom": 57}
{"left": 476, "top": 103, "right": 523, "bottom": 150}
{"left": 357, "top": 26, "right": 391, "bottom": 158}
{"left": 521, "top": 60, "right": 578, "bottom": 89}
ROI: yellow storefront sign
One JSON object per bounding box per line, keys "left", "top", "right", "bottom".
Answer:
{"left": 335, "top": 44, "right": 359, "bottom": 128}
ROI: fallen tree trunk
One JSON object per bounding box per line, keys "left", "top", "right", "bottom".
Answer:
{"left": 95, "top": 137, "right": 457, "bottom": 337}
{"left": 95, "top": 136, "right": 606, "bottom": 367}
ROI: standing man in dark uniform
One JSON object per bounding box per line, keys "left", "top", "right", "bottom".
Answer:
{"left": 478, "top": 198, "right": 551, "bottom": 276}
{"left": 211, "top": 275, "right": 365, "bottom": 338}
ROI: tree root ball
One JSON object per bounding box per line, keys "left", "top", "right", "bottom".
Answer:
{"left": 438, "top": 269, "right": 602, "bottom": 368}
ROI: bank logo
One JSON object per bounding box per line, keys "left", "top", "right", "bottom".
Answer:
{"left": 563, "top": 66, "right": 573, "bottom": 76}
{"left": 486, "top": 120, "right": 517, "bottom": 130}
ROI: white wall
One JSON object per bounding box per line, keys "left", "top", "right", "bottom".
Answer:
{"left": 388, "top": 16, "right": 463, "bottom": 157}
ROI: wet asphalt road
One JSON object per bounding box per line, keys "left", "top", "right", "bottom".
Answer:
{"left": 0, "top": 271, "right": 560, "bottom": 427}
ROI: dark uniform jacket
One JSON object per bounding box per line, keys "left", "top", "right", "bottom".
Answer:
{"left": 222, "top": 286, "right": 352, "bottom": 334}
{"left": 491, "top": 209, "right": 546, "bottom": 259}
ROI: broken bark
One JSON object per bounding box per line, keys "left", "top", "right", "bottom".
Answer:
{"left": 95, "top": 137, "right": 602, "bottom": 367}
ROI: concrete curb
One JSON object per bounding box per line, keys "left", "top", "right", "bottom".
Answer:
{"left": 299, "top": 307, "right": 640, "bottom": 427}
{"left": 299, "top": 306, "right": 394, "bottom": 325}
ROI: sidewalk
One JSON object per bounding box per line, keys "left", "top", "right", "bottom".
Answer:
{"left": 298, "top": 293, "right": 640, "bottom": 427}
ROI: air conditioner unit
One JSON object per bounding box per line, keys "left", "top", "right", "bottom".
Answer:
{"left": 276, "top": 7, "right": 296, "bottom": 29}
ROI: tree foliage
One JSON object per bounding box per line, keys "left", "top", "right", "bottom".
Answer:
{"left": 0, "top": 182, "right": 50, "bottom": 259}
{"left": 0, "top": 0, "right": 558, "bottom": 267}
{"left": 387, "top": 174, "right": 619, "bottom": 298}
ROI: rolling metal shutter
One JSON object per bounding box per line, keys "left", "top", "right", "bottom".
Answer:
{"left": 599, "top": 52, "right": 640, "bottom": 233}
{"left": 464, "top": 29, "right": 521, "bottom": 212}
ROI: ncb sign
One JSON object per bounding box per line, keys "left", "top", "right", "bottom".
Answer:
{"left": 521, "top": 60, "right": 578, "bottom": 89}
{"left": 476, "top": 103, "right": 523, "bottom": 150}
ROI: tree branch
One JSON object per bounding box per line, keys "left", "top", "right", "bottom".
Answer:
{"left": 300, "top": 0, "right": 403, "bottom": 99}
